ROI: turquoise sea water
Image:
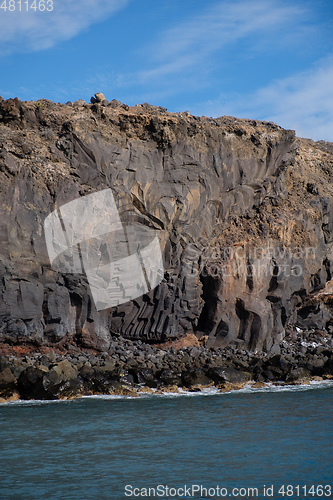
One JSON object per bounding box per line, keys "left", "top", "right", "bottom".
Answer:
{"left": 1, "top": 383, "right": 333, "bottom": 500}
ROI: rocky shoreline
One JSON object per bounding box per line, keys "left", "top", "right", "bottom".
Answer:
{"left": 2, "top": 95, "right": 333, "bottom": 401}
{"left": 1, "top": 328, "right": 333, "bottom": 402}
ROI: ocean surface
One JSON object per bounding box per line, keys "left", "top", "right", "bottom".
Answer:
{"left": 1, "top": 382, "right": 333, "bottom": 500}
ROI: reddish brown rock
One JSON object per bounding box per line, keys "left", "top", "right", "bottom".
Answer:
{"left": 0, "top": 97, "right": 333, "bottom": 354}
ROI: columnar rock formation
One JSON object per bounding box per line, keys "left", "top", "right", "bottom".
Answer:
{"left": 1, "top": 96, "right": 333, "bottom": 353}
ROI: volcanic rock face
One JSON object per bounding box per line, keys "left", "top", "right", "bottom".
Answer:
{"left": 1, "top": 96, "right": 333, "bottom": 353}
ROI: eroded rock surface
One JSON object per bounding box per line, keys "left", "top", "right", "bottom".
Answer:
{"left": 1, "top": 96, "right": 333, "bottom": 353}
{"left": 1, "top": 329, "right": 333, "bottom": 401}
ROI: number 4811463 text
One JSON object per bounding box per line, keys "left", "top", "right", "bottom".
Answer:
{"left": 1, "top": 0, "right": 53, "bottom": 11}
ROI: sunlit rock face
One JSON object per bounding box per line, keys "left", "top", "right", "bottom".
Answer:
{"left": 1, "top": 96, "right": 333, "bottom": 352}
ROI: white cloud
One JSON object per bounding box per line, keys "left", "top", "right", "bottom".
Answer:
{"left": 255, "top": 62, "right": 333, "bottom": 141}
{"left": 196, "top": 56, "right": 333, "bottom": 142}
{"left": 137, "top": 0, "right": 309, "bottom": 83}
{"left": 0, "top": 0, "right": 129, "bottom": 55}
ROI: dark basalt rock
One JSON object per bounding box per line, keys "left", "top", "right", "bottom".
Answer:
{"left": 0, "top": 328, "right": 332, "bottom": 399}
{"left": 207, "top": 366, "right": 251, "bottom": 385}
{"left": 182, "top": 369, "right": 213, "bottom": 388}
{"left": 42, "top": 359, "right": 82, "bottom": 398}
{"left": 158, "top": 369, "right": 182, "bottom": 386}
{"left": 1, "top": 97, "right": 333, "bottom": 355}
{"left": 285, "top": 367, "right": 312, "bottom": 384}
{"left": 130, "top": 368, "right": 155, "bottom": 385}
{"left": 17, "top": 366, "right": 52, "bottom": 400}
{"left": 0, "top": 367, "right": 17, "bottom": 398}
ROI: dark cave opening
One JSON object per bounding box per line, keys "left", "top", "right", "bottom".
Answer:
{"left": 215, "top": 319, "right": 229, "bottom": 340}
{"left": 235, "top": 298, "right": 261, "bottom": 349}
{"left": 196, "top": 270, "right": 219, "bottom": 334}
{"left": 235, "top": 298, "right": 250, "bottom": 340}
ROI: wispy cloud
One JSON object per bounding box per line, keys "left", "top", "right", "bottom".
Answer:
{"left": 127, "top": 0, "right": 332, "bottom": 141}
{"left": 195, "top": 56, "right": 333, "bottom": 142}
{"left": 0, "top": 0, "right": 129, "bottom": 55}
{"left": 136, "top": 0, "right": 310, "bottom": 84}
{"left": 253, "top": 58, "right": 333, "bottom": 141}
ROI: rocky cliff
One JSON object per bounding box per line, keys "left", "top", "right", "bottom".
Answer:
{"left": 1, "top": 94, "right": 333, "bottom": 354}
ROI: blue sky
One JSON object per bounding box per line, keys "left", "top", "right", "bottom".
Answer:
{"left": 0, "top": 0, "right": 332, "bottom": 141}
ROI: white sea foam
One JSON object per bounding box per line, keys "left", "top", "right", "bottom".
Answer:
{"left": 1, "top": 380, "right": 333, "bottom": 405}
{"left": 0, "top": 398, "right": 74, "bottom": 407}
{"left": 149, "top": 380, "right": 333, "bottom": 398}
{"left": 231, "top": 379, "right": 333, "bottom": 394}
